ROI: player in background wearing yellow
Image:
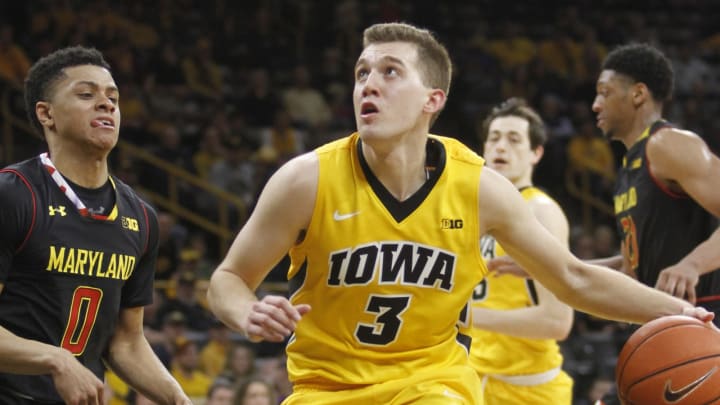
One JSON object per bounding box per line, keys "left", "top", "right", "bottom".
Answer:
{"left": 471, "top": 98, "right": 574, "bottom": 404}
{"left": 207, "top": 23, "right": 712, "bottom": 405}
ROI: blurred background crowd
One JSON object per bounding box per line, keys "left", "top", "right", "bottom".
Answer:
{"left": 1, "top": 0, "right": 719, "bottom": 403}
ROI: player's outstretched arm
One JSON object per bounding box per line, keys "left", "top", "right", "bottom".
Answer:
{"left": 207, "top": 153, "right": 317, "bottom": 341}
{"left": 105, "top": 306, "right": 191, "bottom": 405}
{"left": 474, "top": 192, "right": 573, "bottom": 340}
{"left": 648, "top": 129, "right": 720, "bottom": 302}
{"left": 478, "top": 167, "right": 703, "bottom": 324}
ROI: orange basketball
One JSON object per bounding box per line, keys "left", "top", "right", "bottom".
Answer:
{"left": 616, "top": 315, "right": 720, "bottom": 404}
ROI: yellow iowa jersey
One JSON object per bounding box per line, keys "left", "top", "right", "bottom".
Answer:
{"left": 287, "top": 133, "right": 487, "bottom": 389}
{"left": 469, "top": 187, "right": 564, "bottom": 376}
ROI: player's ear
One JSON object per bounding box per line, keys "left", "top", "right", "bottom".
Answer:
{"left": 531, "top": 145, "right": 544, "bottom": 165}
{"left": 631, "top": 83, "right": 650, "bottom": 107}
{"left": 36, "top": 101, "right": 54, "bottom": 129}
{"left": 423, "top": 88, "right": 446, "bottom": 114}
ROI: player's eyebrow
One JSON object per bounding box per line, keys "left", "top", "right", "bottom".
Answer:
{"left": 74, "top": 81, "right": 119, "bottom": 93}
{"left": 355, "top": 55, "right": 407, "bottom": 71}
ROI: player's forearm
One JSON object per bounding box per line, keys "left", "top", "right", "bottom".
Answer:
{"left": 678, "top": 227, "right": 720, "bottom": 276}
{"left": 562, "top": 262, "right": 692, "bottom": 324}
{"left": 472, "top": 307, "right": 572, "bottom": 340}
{"left": 0, "top": 326, "right": 69, "bottom": 374}
{"left": 586, "top": 254, "right": 624, "bottom": 270}
{"left": 206, "top": 268, "right": 258, "bottom": 333}
{"left": 106, "top": 334, "right": 185, "bottom": 404}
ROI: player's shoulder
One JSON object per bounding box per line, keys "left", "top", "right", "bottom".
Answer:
{"left": 429, "top": 134, "right": 485, "bottom": 167}
{"left": 648, "top": 126, "right": 710, "bottom": 166}
{"left": 314, "top": 133, "right": 356, "bottom": 156}
{"left": 652, "top": 126, "right": 703, "bottom": 145}
{"left": 0, "top": 157, "right": 41, "bottom": 191}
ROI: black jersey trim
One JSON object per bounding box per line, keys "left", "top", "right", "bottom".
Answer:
{"left": 288, "top": 260, "right": 307, "bottom": 299}
{"left": 526, "top": 279, "right": 539, "bottom": 305}
{"left": 0, "top": 169, "right": 36, "bottom": 254}
{"left": 357, "top": 138, "right": 446, "bottom": 223}
{"left": 456, "top": 331, "right": 472, "bottom": 352}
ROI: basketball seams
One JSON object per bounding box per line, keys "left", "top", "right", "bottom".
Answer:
{"left": 618, "top": 322, "right": 708, "bottom": 385}
{"left": 617, "top": 316, "right": 720, "bottom": 403}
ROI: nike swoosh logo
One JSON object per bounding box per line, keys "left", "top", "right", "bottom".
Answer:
{"left": 333, "top": 210, "right": 361, "bottom": 221}
{"left": 663, "top": 366, "right": 717, "bottom": 403}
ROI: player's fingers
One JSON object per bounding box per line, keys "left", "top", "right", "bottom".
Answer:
{"left": 686, "top": 285, "right": 697, "bottom": 305}
{"left": 655, "top": 274, "right": 672, "bottom": 294}
{"left": 295, "top": 304, "right": 312, "bottom": 315}
{"left": 252, "top": 300, "right": 296, "bottom": 330}
{"left": 674, "top": 281, "right": 687, "bottom": 301}
{"left": 682, "top": 306, "right": 714, "bottom": 323}
{"left": 263, "top": 295, "right": 305, "bottom": 322}
{"left": 249, "top": 311, "right": 292, "bottom": 336}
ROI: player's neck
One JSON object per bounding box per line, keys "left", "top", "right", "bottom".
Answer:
{"left": 361, "top": 135, "right": 428, "bottom": 201}
{"left": 47, "top": 148, "right": 109, "bottom": 189}
{"left": 622, "top": 110, "right": 663, "bottom": 149}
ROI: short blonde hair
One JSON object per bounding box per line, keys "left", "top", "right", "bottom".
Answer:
{"left": 363, "top": 23, "right": 452, "bottom": 96}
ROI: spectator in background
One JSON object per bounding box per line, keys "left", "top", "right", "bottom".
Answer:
{"left": 171, "top": 337, "right": 212, "bottom": 401}
{"left": 0, "top": 24, "right": 31, "bottom": 89}
{"left": 152, "top": 310, "right": 189, "bottom": 369}
{"left": 156, "top": 271, "right": 214, "bottom": 332}
{"left": 155, "top": 211, "right": 183, "bottom": 282}
{"left": 182, "top": 37, "right": 224, "bottom": 101}
{"left": 239, "top": 68, "right": 281, "bottom": 131}
{"left": 200, "top": 320, "right": 234, "bottom": 379}
{"left": 233, "top": 378, "right": 276, "bottom": 405}
{"left": 566, "top": 118, "right": 616, "bottom": 214}
{"left": 217, "top": 341, "right": 258, "bottom": 385}
{"left": 259, "top": 108, "right": 306, "bottom": 164}
{"left": 208, "top": 137, "right": 258, "bottom": 208}
{"left": 192, "top": 125, "right": 227, "bottom": 180}
{"left": 283, "top": 65, "right": 332, "bottom": 131}
{"left": 206, "top": 379, "right": 235, "bottom": 405}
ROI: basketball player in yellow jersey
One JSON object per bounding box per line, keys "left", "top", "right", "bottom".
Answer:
{"left": 471, "top": 98, "right": 574, "bottom": 404}
{"left": 207, "top": 22, "right": 713, "bottom": 405}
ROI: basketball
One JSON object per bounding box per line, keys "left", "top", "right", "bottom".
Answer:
{"left": 615, "top": 315, "right": 720, "bottom": 404}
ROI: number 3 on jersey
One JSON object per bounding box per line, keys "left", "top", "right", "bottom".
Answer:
{"left": 355, "top": 295, "right": 411, "bottom": 346}
{"left": 61, "top": 286, "right": 103, "bottom": 355}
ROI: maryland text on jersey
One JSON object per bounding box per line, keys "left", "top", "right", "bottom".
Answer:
{"left": 46, "top": 246, "right": 137, "bottom": 280}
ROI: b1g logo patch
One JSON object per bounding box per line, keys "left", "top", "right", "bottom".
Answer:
{"left": 122, "top": 216, "right": 139, "bottom": 232}
{"left": 441, "top": 218, "right": 463, "bottom": 229}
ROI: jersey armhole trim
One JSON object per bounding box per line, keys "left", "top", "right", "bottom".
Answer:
{"left": 0, "top": 169, "right": 37, "bottom": 253}
{"left": 140, "top": 201, "right": 150, "bottom": 254}
{"left": 643, "top": 143, "right": 687, "bottom": 199}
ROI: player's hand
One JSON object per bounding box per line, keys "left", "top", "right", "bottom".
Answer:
{"left": 655, "top": 261, "right": 700, "bottom": 304}
{"left": 680, "top": 306, "right": 715, "bottom": 325}
{"left": 242, "top": 295, "right": 311, "bottom": 342}
{"left": 51, "top": 349, "right": 105, "bottom": 405}
{"left": 486, "top": 256, "right": 530, "bottom": 278}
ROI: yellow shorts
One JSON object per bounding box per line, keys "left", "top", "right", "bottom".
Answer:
{"left": 480, "top": 370, "right": 573, "bottom": 405}
{"left": 283, "top": 365, "right": 483, "bottom": 405}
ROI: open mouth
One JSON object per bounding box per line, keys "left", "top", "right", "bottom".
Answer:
{"left": 360, "top": 102, "right": 378, "bottom": 117}
{"left": 91, "top": 118, "right": 115, "bottom": 129}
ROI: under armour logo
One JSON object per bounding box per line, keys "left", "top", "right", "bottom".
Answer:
{"left": 49, "top": 205, "right": 67, "bottom": 216}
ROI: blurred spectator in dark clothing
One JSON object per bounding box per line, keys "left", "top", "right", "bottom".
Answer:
{"left": 237, "top": 68, "right": 281, "bottom": 131}
{"left": 156, "top": 271, "right": 214, "bottom": 332}
{"left": 155, "top": 211, "right": 183, "bottom": 282}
